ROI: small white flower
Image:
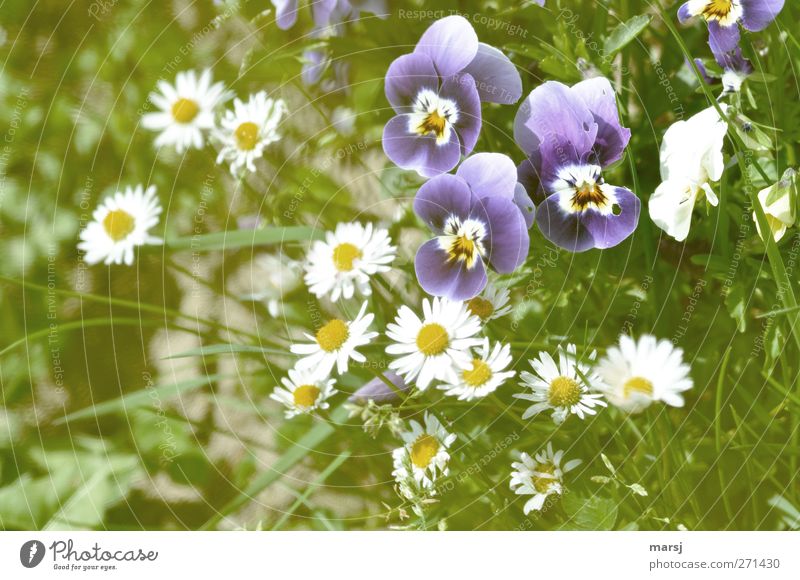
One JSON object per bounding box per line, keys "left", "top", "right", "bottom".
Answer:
{"left": 290, "top": 301, "right": 378, "bottom": 376}
{"left": 438, "top": 338, "right": 515, "bottom": 401}
{"left": 141, "top": 69, "right": 228, "bottom": 153}
{"left": 510, "top": 443, "right": 581, "bottom": 515}
{"left": 649, "top": 104, "right": 728, "bottom": 241}
{"left": 465, "top": 282, "right": 512, "bottom": 322}
{"left": 392, "top": 412, "right": 456, "bottom": 490}
{"left": 304, "top": 222, "right": 397, "bottom": 302}
{"left": 270, "top": 366, "right": 337, "bottom": 418}
{"left": 215, "top": 91, "right": 287, "bottom": 174}
{"left": 514, "top": 344, "right": 607, "bottom": 424}
{"left": 595, "top": 334, "right": 693, "bottom": 413}
{"left": 242, "top": 253, "right": 302, "bottom": 317}
{"left": 754, "top": 168, "right": 797, "bottom": 243}
{"left": 78, "top": 184, "right": 162, "bottom": 266}
{"left": 386, "top": 297, "right": 483, "bottom": 390}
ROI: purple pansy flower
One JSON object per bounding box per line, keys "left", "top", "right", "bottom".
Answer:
{"left": 514, "top": 78, "right": 640, "bottom": 252}
{"left": 694, "top": 46, "right": 754, "bottom": 94}
{"left": 349, "top": 371, "right": 410, "bottom": 404}
{"left": 413, "top": 153, "right": 530, "bottom": 301}
{"left": 383, "top": 16, "right": 523, "bottom": 178}
{"left": 678, "top": 0, "right": 785, "bottom": 54}
{"left": 272, "top": 0, "right": 387, "bottom": 31}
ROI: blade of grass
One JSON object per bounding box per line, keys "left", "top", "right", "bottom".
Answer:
{"left": 166, "top": 225, "right": 321, "bottom": 251}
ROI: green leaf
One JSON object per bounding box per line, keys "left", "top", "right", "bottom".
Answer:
{"left": 167, "top": 226, "right": 321, "bottom": 251}
{"left": 54, "top": 373, "right": 227, "bottom": 424}
{"left": 163, "top": 343, "right": 285, "bottom": 359}
{"left": 604, "top": 14, "right": 652, "bottom": 57}
{"left": 560, "top": 494, "right": 619, "bottom": 530}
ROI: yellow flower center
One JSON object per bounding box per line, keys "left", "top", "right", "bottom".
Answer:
{"left": 462, "top": 359, "right": 492, "bottom": 387}
{"left": 315, "top": 319, "right": 349, "bottom": 352}
{"left": 102, "top": 209, "right": 136, "bottom": 242}
{"left": 332, "top": 242, "right": 362, "bottom": 272}
{"left": 410, "top": 434, "right": 440, "bottom": 469}
{"left": 532, "top": 462, "right": 556, "bottom": 493}
{"left": 416, "top": 323, "right": 449, "bottom": 356}
{"left": 623, "top": 376, "right": 654, "bottom": 398}
{"left": 171, "top": 98, "right": 199, "bottom": 123}
{"left": 548, "top": 376, "right": 582, "bottom": 407}
{"left": 702, "top": 0, "right": 734, "bottom": 21}
{"left": 417, "top": 110, "right": 447, "bottom": 139}
{"left": 234, "top": 121, "right": 260, "bottom": 150}
{"left": 571, "top": 182, "right": 608, "bottom": 212}
{"left": 466, "top": 296, "right": 494, "bottom": 320}
{"left": 293, "top": 384, "right": 321, "bottom": 408}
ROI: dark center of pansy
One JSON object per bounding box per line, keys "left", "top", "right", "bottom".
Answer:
{"left": 439, "top": 216, "right": 486, "bottom": 269}
{"left": 408, "top": 89, "right": 458, "bottom": 146}
{"left": 700, "top": 0, "right": 739, "bottom": 24}
{"left": 553, "top": 164, "right": 616, "bottom": 215}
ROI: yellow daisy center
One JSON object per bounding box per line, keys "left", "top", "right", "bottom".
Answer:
{"left": 548, "top": 376, "right": 582, "bottom": 407}
{"left": 171, "top": 98, "right": 199, "bottom": 123}
{"left": 332, "top": 242, "right": 362, "bottom": 272}
{"left": 293, "top": 384, "right": 321, "bottom": 408}
{"left": 466, "top": 296, "right": 494, "bottom": 320}
{"left": 234, "top": 121, "right": 259, "bottom": 150}
{"left": 102, "top": 209, "right": 136, "bottom": 242}
{"left": 532, "top": 462, "right": 556, "bottom": 493}
{"left": 416, "top": 323, "right": 449, "bottom": 356}
{"left": 623, "top": 376, "right": 654, "bottom": 398}
{"left": 462, "top": 359, "right": 492, "bottom": 388}
{"left": 315, "top": 319, "right": 349, "bottom": 352}
{"left": 410, "top": 434, "right": 440, "bottom": 468}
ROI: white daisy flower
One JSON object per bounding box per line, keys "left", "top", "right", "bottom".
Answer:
{"left": 141, "top": 69, "right": 228, "bottom": 153}
{"left": 510, "top": 443, "right": 581, "bottom": 515}
{"left": 438, "top": 338, "right": 515, "bottom": 401}
{"left": 290, "top": 301, "right": 378, "bottom": 376}
{"left": 304, "top": 222, "right": 397, "bottom": 302}
{"left": 514, "top": 344, "right": 607, "bottom": 424}
{"left": 242, "top": 253, "right": 302, "bottom": 317}
{"left": 392, "top": 412, "right": 456, "bottom": 490}
{"left": 270, "top": 366, "right": 337, "bottom": 419}
{"left": 465, "top": 282, "right": 512, "bottom": 321}
{"left": 595, "top": 334, "right": 694, "bottom": 413}
{"left": 78, "top": 184, "right": 162, "bottom": 266}
{"left": 386, "top": 297, "right": 483, "bottom": 391}
{"left": 215, "top": 91, "right": 287, "bottom": 174}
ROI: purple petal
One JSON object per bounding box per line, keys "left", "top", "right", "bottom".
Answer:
{"left": 414, "top": 15, "right": 479, "bottom": 77}
{"left": 272, "top": 0, "right": 299, "bottom": 30}
{"left": 456, "top": 153, "right": 517, "bottom": 200}
{"left": 535, "top": 194, "right": 595, "bottom": 252}
{"left": 740, "top": 0, "right": 784, "bottom": 32}
{"left": 385, "top": 52, "right": 439, "bottom": 113}
{"left": 716, "top": 46, "right": 753, "bottom": 75}
{"left": 382, "top": 114, "right": 461, "bottom": 177}
{"left": 708, "top": 20, "right": 741, "bottom": 55}
{"left": 463, "top": 42, "right": 523, "bottom": 104}
{"left": 349, "top": 371, "right": 410, "bottom": 404}
{"left": 570, "top": 77, "right": 631, "bottom": 167}
{"left": 413, "top": 174, "right": 472, "bottom": 233}
{"left": 415, "top": 238, "right": 488, "bottom": 301}
{"left": 520, "top": 82, "right": 598, "bottom": 183}
{"left": 677, "top": 2, "right": 693, "bottom": 23}
{"left": 440, "top": 73, "right": 482, "bottom": 157}
{"left": 581, "top": 186, "right": 641, "bottom": 249}
{"left": 514, "top": 94, "right": 541, "bottom": 155}
{"left": 302, "top": 49, "right": 328, "bottom": 86}
{"left": 517, "top": 153, "right": 547, "bottom": 205}
{"left": 514, "top": 183, "right": 536, "bottom": 229}
{"left": 470, "top": 196, "right": 530, "bottom": 272}
{"left": 311, "top": 0, "right": 338, "bottom": 28}
{"left": 693, "top": 57, "right": 716, "bottom": 85}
